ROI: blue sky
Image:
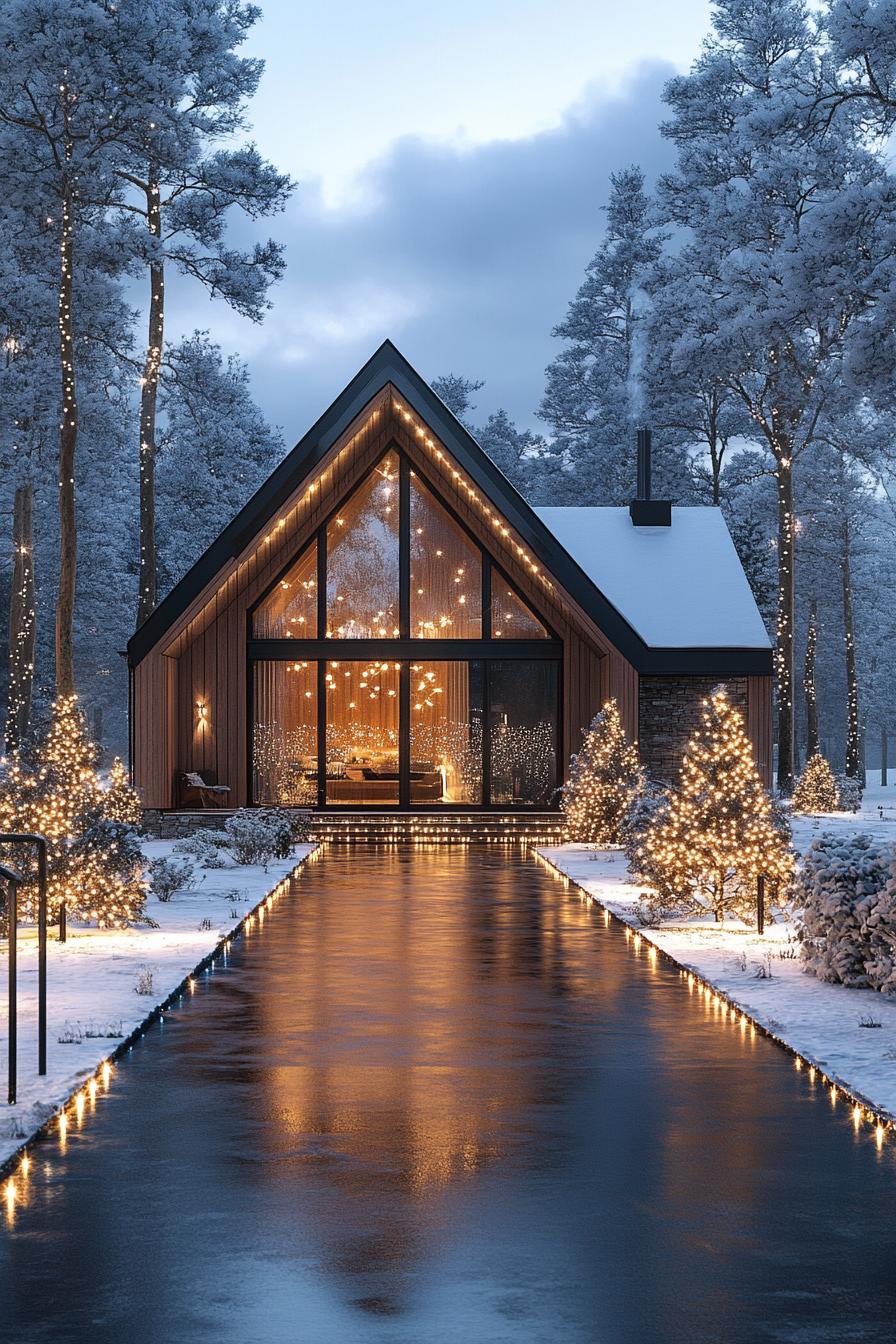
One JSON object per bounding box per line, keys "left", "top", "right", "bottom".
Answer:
{"left": 170, "top": 0, "right": 713, "bottom": 439}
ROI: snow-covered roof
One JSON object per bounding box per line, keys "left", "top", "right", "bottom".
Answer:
{"left": 534, "top": 506, "right": 772, "bottom": 650}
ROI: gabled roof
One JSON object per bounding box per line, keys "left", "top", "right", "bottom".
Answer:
{"left": 535, "top": 507, "right": 772, "bottom": 651}
{"left": 127, "top": 339, "right": 773, "bottom": 675}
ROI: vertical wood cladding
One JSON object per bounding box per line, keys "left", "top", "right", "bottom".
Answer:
{"left": 638, "top": 675, "right": 772, "bottom": 786}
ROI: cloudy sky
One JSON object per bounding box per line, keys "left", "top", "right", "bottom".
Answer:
{"left": 169, "top": 0, "right": 713, "bottom": 441}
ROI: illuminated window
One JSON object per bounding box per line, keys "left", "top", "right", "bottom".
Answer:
{"left": 253, "top": 544, "right": 317, "bottom": 638}
{"left": 490, "top": 581, "right": 549, "bottom": 639}
{"left": 410, "top": 661, "right": 483, "bottom": 803}
{"left": 252, "top": 661, "right": 317, "bottom": 804}
{"left": 489, "top": 662, "right": 558, "bottom": 805}
{"left": 410, "top": 476, "right": 482, "bottom": 638}
{"left": 325, "top": 661, "right": 400, "bottom": 803}
{"left": 326, "top": 451, "right": 400, "bottom": 637}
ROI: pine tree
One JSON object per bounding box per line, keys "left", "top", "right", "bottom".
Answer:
{"left": 102, "top": 756, "right": 142, "bottom": 826}
{"left": 562, "top": 699, "right": 642, "bottom": 845}
{"left": 540, "top": 166, "right": 664, "bottom": 504}
{"left": 0, "top": 694, "right": 145, "bottom": 925}
{"left": 642, "top": 687, "right": 793, "bottom": 923}
{"left": 792, "top": 753, "right": 839, "bottom": 814}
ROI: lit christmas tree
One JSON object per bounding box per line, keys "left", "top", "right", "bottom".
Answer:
{"left": 562, "top": 699, "right": 642, "bottom": 844}
{"left": 641, "top": 687, "right": 793, "bottom": 923}
{"left": 0, "top": 695, "right": 146, "bottom": 927}
{"left": 102, "top": 756, "right": 143, "bottom": 826}
{"left": 791, "top": 752, "right": 839, "bottom": 814}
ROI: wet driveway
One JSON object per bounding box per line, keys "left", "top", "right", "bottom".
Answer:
{"left": 0, "top": 845, "right": 894, "bottom": 1343}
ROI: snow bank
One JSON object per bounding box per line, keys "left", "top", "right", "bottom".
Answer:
{"left": 538, "top": 777, "right": 896, "bottom": 1127}
{"left": 0, "top": 839, "right": 316, "bottom": 1173}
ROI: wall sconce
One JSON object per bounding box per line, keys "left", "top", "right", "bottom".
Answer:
{"left": 196, "top": 700, "right": 208, "bottom": 729}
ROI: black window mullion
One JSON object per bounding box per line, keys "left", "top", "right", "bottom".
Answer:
{"left": 316, "top": 659, "right": 326, "bottom": 807}
{"left": 316, "top": 529, "right": 326, "bottom": 638}
{"left": 482, "top": 659, "right": 492, "bottom": 807}
{"left": 399, "top": 456, "right": 410, "bottom": 639}
{"left": 399, "top": 661, "right": 410, "bottom": 808}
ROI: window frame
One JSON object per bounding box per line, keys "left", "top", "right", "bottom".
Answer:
{"left": 247, "top": 445, "right": 562, "bottom": 809}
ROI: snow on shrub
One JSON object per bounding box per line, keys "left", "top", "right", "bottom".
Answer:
{"left": 173, "top": 830, "right": 231, "bottom": 868}
{"left": 796, "top": 833, "right": 891, "bottom": 988}
{"left": 148, "top": 856, "right": 196, "bottom": 902}
{"left": 791, "top": 754, "right": 839, "bottom": 813}
{"left": 835, "top": 775, "right": 863, "bottom": 813}
{"left": 223, "top": 808, "right": 307, "bottom": 866}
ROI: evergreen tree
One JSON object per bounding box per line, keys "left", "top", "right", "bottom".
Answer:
{"left": 540, "top": 166, "right": 664, "bottom": 504}
{"left": 562, "top": 700, "right": 642, "bottom": 845}
{"left": 103, "top": 755, "right": 143, "bottom": 826}
{"left": 430, "top": 373, "right": 483, "bottom": 429}
{"left": 792, "top": 752, "right": 839, "bottom": 813}
{"left": 641, "top": 687, "right": 793, "bottom": 922}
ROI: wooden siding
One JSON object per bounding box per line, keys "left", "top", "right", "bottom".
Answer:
{"left": 747, "top": 674, "right": 774, "bottom": 787}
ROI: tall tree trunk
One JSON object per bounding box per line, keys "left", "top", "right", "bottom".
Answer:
{"left": 775, "top": 452, "right": 796, "bottom": 792}
{"left": 5, "top": 480, "right": 36, "bottom": 752}
{"left": 841, "top": 511, "right": 860, "bottom": 779}
{"left": 136, "top": 167, "right": 164, "bottom": 629}
{"left": 56, "top": 172, "right": 77, "bottom": 697}
{"left": 803, "top": 598, "right": 819, "bottom": 758}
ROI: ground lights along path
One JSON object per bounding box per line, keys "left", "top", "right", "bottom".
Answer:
{"left": 533, "top": 850, "right": 895, "bottom": 1154}
{"left": 1, "top": 845, "right": 323, "bottom": 1223}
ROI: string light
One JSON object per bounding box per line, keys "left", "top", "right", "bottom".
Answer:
{"left": 791, "top": 753, "right": 838, "bottom": 813}
{"left": 561, "top": 699, "right": 641, "bottom": 844}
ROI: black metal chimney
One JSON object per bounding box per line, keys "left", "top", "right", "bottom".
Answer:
{"left": 629, "top": 426, "right": 671, "bottom": 526}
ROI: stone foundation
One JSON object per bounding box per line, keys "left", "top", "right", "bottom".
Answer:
{"left": 141, "top": 810, "right": 235, "bottom": 839}
{"left": 638, "top": 676, "right": 749, "bottom": 784}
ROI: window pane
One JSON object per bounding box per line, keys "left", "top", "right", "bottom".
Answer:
{"left": 489, "top": 661, "right": 558, "bottom": 806}
{"left": 325, "top": 660, "right": 400, "bottom": 803}
{"left": 252, "top": 661, "right": 318, "bottom": 804}
{"left": 253, "top": 545, "right": 318, "bottom": 638}
{"left": 410, "top": 473, "right": 482, "bottom": 638}
{"left": 327, "top": 452, "right": 400, "bottom": 637}
{"left": 490, "top": 580, "right": 549, "bottom": 639}
{"left": 410, "top": 661, "right": 483, "bottom": 804}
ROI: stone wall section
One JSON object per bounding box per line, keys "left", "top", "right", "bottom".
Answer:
{"left": 638, "top": 676, "right": 749, "bottom": 783}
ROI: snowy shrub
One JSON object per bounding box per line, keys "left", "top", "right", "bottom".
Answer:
{"left": 791, "top": 754, "right": 839, "bottom": 813}
{"left": 148, "top": 855, "right": 195, "bottom": 902}
{"left": 835, "top": 775, "right": 863, "bottom": 813}
{"left": 134, "top": 966, "right": 155, "bottom": 996}
{"left": 254, "top": 809, "right": 298, "bottom": 859}
{"left": 173, "top": 830, "right": 230, "bottom": 868}
{"left": 224, "top": 812, "right": 278, "bottom": 867}
{"left": 796, "top": 833, "right": 890, "bottom": 988}
{"left": 861, "top": 855, "right": 896, "bottom": 996}
{"left": 620, "top": 782, "right": 672, "bottom": 883}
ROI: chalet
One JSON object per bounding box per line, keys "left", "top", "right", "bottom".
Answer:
{"left": 127, "top": 341, "right": 772, "bottom": 817}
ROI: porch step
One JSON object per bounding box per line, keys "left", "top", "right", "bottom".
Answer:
{"left": 308, "top": 812, "right": 567, "bottom": 845}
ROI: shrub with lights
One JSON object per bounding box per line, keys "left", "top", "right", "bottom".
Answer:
{"left": 562, "top": 699, "right": 643, "bottom": 844}
{"left": 791, "top": 753, "right": 839, "bottom": 814}
{"left": 637, "top": 686, "right": 794, "bottom": 923}
{"left": 835, "top": 774, "right": 863, "bottom": 814}
{"left": 0, "top": 694, "right": 147, "bottom": 928}
{"left": 102, "top": 756, "right": 143, "bottom": 826}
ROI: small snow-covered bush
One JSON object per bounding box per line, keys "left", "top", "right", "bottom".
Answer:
{"left": 835, "top": 775, "right": 863, "bottom": 813}
{"left": 149, "top": 855, "right": 195, "bottom": 902}
{"left": 224, "top": 811, "right": 277, "bottom": 867}
{"left": 796, "top": 833, "right": 890, "bottom": 988}
{"left": 173, "top": 830, "right": 230, "bottom": 868}
{"left": 620, "top": 782, "right": 671, "bottom": 878}
{"left": 254, "top": 809, "right": 298, "bottom": 859}
{"left": 791, "top": 754, "right": 839, "bottom": 814}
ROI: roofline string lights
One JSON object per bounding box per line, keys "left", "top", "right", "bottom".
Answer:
{"left": 533, "top": 849, "right": 894, "bottom": 1154}
{"left": 1, "top": 848, "right": 323, "bottom": 1224}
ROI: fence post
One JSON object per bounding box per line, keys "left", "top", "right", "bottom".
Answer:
{"left": 1, "top": 861, "right": 24, "bottom": 1106}
{"left": 0, "top": 834, "right": 49, "bottom": 1076}
{"left": 757, "top": 873, "right": 766, "bottom": 936}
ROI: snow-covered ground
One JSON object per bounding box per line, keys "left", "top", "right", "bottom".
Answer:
{"left": 539, "top": 773, "right": 896, "bottom": 1128}
{"left": 0, "top": 839, "right": 316, "bottom": 1173}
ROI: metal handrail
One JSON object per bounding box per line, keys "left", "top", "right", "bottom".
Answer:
{"left": 1, "top": 860, "right": 25, "bottom": 1104}
{"left": 0, "top": 833, "right": 49, "bottom": 1083}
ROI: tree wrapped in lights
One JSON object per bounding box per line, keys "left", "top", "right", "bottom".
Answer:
{"left": 792, "top": 753, "right": 839, "bottom": 814}
{"left": 102, "top": 756, "right": 143, "bottom": 826}
{"left": 562, "top": 700, "right": 643, "bottom": 844}
{"left": 0, "top": 695, "right": 146, "bottom": 926}
{"left": 640, "top": 687, "right": 793, "bottom": 923}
